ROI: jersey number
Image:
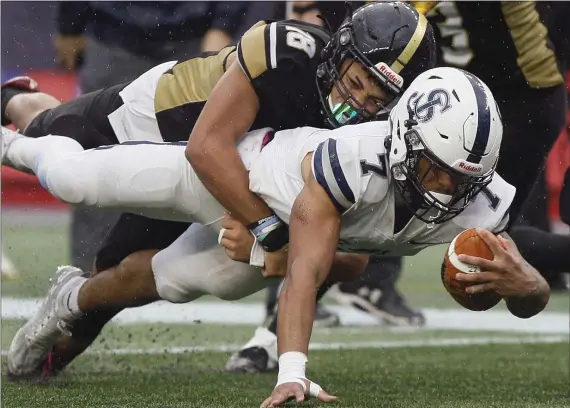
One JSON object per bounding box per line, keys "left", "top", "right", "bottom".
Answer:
{"left": 360, "top": 154, "right": 388, "bottom": 178}
{"left": 285, "top": 26, "right": 316, "bottom": 58}
{"left": 482, "top": 187, "right": 500, "bottom": 211}
{"left": 427, "top": 3, "right": 474, "bottom": 67}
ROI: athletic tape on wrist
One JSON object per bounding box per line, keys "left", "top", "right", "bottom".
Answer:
{"left": 275, "top": 352, "right": 322, "bottom": 396}
{"left": 276, "top": 352, "right": 307, "bottom": 388}
{"left": 249, "top": 232, "right": 265, "bottom": 267}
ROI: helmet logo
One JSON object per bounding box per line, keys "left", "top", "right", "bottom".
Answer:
{"left": 375, "top": 62, "right": 404, "bottom": 88}
{"left": 454, "top": 160, "right": 483, "bottom": 175}
{"left": 408, "top": 89, "right": 451, "bottom": 123}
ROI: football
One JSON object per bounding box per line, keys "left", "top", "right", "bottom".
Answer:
{"left": 441, "top": 228, "right": 502, "bottom": 311}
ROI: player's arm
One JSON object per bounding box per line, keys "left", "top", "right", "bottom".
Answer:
{"left": 277, "top": 154, "right": 342, "bottom": 357}
{"left": 273, "top": 138, "right": 360, "bottom": 393}
{"left": 186, "top": 49, "right": 273, "bottom": 227}
{"left": 496, "top": 231, "right": 550, "bottom": 319}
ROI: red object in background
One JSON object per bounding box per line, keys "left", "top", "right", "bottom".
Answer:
{"left": 25, "top": 69, "right": 78, "bottom": 102}
{"left": 1, "top": 70, "right": 77, "bottom": 208}
{"left": 1, "top": 167, "right": 68, "bottom": 208}
{"left": 545, "top": 71, "right": 570, "bottom": 222}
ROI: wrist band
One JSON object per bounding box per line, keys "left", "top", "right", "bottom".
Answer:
{"left": 248, "top": 215, "right": 289, "bottom": 252}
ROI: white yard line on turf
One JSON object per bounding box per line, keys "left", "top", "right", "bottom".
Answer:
{"left": 0, "top": 334, "right": 568, "bottom": 357}
{"left": 2, "top": 297, "right": 569, "bottom": 334}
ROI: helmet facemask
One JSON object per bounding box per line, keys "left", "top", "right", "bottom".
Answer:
{"left": 390, "top": 109, "right": 495, "bottom": 224}
{"left": 317, "top": 25, "right": 401, "bottom": 128}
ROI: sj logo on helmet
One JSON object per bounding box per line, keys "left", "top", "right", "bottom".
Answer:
{"left": 408, "top": 89, "right": 451, "bottom": 122}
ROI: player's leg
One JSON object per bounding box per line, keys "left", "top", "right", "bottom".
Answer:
{"left": 1, "top": 76, "right": 58, "bottom": 130}
{"left": 7, "top": 214, "right": 191, "bottom": 379}
{"left": 2, "top": 127, "right": 83, "bottom": 172}
{"left": 2, "top": 132, "right": 208, "bottom": 220}
{"left": 7, "top": 222, "right": 271, "bottom": 378}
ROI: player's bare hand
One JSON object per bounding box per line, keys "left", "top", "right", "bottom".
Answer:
{"left": 454, "top": 229, "right": 544, "bottom": 297}
{"left": 218, "top": 214, "right": 254, "bottom": 263}
{"left": 262, "top": 249, "right": 288, "bottom": 278}
{"left": 260, "top": 379, "right": 337, "bottom": 408}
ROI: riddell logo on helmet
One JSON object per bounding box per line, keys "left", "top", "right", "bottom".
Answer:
{"left": 375, "top": 62, "right": 404, "bottom": 88}
{"left": 456, "top": 161, "right": 483, "bottom": 174}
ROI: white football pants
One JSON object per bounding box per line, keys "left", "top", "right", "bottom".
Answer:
{"left": 7, "top": 129, "right": 276, "bottom": 302}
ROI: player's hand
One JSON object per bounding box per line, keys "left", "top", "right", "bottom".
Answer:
{"left": 218, "top": 214, "right": 254, "bottom": 263}
{"left": 262, "top": 249, "right": 289, "bottom": 278}
{"left": 454, "top": 229, "right": 544, "bottom": 297}
{"left": 260, "top": 379, "right": 337, "bottom": 408}
{"left": 54, "top": 34, "right": 86, "bottom": 70}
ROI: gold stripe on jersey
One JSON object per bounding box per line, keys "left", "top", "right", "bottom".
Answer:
{"left": 237, "top": 21, "right": 270, "bottom": 81}
{"left": 501, "top": 1, "right": 563, "bottom": 88}
{"left": 390, "top": 12, "right": 429, "bottom": 73}
{"left": 154, "top": 46, "right": 236, "bottom": 114}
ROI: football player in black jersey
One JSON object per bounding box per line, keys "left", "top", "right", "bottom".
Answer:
{"left": 3, "top": 2, "right": 437, "bottom": 381}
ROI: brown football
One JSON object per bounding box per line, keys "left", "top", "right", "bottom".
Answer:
{"left": 441, "top": 228, "right": 502, "bottom": 311}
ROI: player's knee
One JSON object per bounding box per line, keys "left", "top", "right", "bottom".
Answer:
{"left": 37, "top": 139, "right": 91, "bottom": 204}
{"left": 41, "top": 161, "right": 88, "bottom": 204}
{"left": 151, "top": 250, "right": 204, "bottom": 303}
{"left": 204, "top": 265, "right": 270, "bottom": 301}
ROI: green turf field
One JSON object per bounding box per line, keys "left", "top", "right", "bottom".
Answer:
{"left": 2, "top": 222, "right": 569, "bottom": 407}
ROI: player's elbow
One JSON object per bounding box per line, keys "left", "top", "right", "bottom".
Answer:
{"left": 185, "top": 132, "right": 212, "bottom": 171}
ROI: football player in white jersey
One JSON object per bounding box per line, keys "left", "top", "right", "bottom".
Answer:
{"left": 3, "top": 68, "right": 550, "bottom": 404}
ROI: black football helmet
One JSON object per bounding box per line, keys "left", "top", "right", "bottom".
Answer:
{"left": 317, "top": 1, "right": 437, "bottom": 128}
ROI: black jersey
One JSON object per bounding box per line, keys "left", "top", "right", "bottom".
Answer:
{"left": 423, "top": 1, "right": 564, "bottom": 90}
{"left": 153, "top": 20, "right": 330, "bottom": 142}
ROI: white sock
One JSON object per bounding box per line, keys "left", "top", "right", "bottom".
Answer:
{"left": 6, "top": 134, "right": 83, "bottom": 176}
{"left": 59, "top": 276, "right": 88, "bottom": 318}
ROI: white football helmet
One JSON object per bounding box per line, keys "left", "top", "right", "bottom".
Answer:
{"left": 386, "top": 67, "right": 503, "bottom": 223}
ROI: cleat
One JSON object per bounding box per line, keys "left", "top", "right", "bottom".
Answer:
{"left": 7, "top": 265, "right": 85, "bottom": 380}
{"left": 329, "top": 282, "right": 426, "bottom": 327}
{"left": 225, "top": 327, "right": 278, "bottom": 373}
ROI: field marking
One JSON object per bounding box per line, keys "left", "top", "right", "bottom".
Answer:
{"left": 1, "top": 334, "right": 567, "bottom": 357}
{"left": 2, "top": 297, "right": 569, "bottom": 334}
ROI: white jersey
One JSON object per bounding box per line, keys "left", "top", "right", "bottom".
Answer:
{"left": 36, "top": 120, "right": 513, "bottom": 257}
{"left": 250, "top": 121, "right": 515, "bottom": 257}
